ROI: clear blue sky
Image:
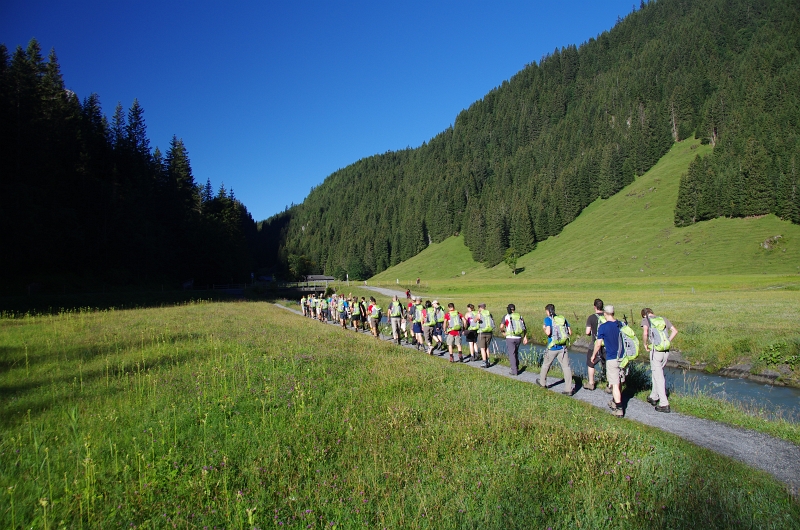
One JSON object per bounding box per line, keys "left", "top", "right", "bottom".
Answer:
{"left": 2, "top": 0, "right": 637, "bottom": 221}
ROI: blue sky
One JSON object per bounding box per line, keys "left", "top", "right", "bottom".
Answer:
{"left": 2, "top": 0, "right": 637, "bottom": 221}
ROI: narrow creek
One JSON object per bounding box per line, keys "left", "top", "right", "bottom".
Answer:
{"left": 491, "top": 339, "right": 800, "bottom": 420}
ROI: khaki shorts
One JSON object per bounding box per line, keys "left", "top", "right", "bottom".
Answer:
{"left": 606, "top": 359, "right": 621, "bottom": 385}
{"left": 478, "top": 332, "right": 492, "bottom": 350}
{"left": 446, "top": 333, "right": 461, "bottom": 347}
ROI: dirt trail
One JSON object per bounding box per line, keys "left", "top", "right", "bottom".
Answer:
{"left": 276, "top": 301, "right": 800, "bottom": 494}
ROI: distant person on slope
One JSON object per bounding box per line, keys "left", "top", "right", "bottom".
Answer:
{"left": 540, "top": 304, "right": 573, "bottom": 395}
{"left": 584, "top": 298, "right": 607, "bottom": 391}
{"left": 500, "top": 304, "right": 528, "bottom": 376}
{"left": 641, "top": 307, "right": 678, "bottom": 413}
{"left": 592, "top": 305, "right": 623, "bottom": 417}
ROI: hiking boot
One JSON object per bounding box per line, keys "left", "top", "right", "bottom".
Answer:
{"left": 458, "top": 356, "right": 464, "bottom": 362}
{"left": 655, "top": 405, "right": 671, "bottom": 413}
{"left": 604, "top": 386, "right": 613, "bottom": 394}
{"left": 646, "top": 397, "right": 659, "bottom": 406}
{"left": 561, "top": 390, "right": 573, "bottom": 396}
{"left": 482, "top": 362, "right": 490, "bottom": 368}
{"left": 612, "top": 407, "right": 624, "bottom": 417}
{"left": 585, "top": 383, "right": 595, "bottom": 391}
{"left": 449, "top": 354, "right": 454, "bottom": 363}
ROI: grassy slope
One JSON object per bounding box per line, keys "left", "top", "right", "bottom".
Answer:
{"left": 374, "top": 139, "right": 800, "bottom": 282}
{"left": 1, "top": 302, "right": 798, "bottom": 528}
{"left": 368, "top": 140, "right": 800, "bottom": 382}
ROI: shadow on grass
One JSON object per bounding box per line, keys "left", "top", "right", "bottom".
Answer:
{"left": 0, "top": 289, "right": 241, "bottom": 316}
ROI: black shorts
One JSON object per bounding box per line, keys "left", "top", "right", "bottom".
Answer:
{"left": 352, "top": 315, "right": 361, "bottom": 322}
{"left": 465, "top": 330, "right": 478, "bottom": 343}
{"left": 587, "top": 345, "right": 606, "bottom": 368}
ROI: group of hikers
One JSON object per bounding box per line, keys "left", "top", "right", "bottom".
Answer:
{"left": 300, "top": 292, "right": 678, "bottom": 418}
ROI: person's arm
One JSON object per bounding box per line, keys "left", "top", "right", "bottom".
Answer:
{"left": 591, "top": 338, "right": 602, "bottom": 362}
{"left": 500, "top": 316, "right": 507, "bottom": 333}
{"left": 668, "top": 325, "right": 678, "bottom": 343}
{"left": 642, "top": 323, "right": 651, "bottom": 351}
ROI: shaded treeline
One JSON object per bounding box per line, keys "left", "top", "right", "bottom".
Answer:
{"left": 0, "top": 40, "right": 264, "bottom": 292}
{"left": 272, "top": 0, "right": 800, "bottom": 279}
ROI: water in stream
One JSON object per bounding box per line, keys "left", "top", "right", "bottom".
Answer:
{"left": 487, "top": 338, "right": 800, "bottom": 420}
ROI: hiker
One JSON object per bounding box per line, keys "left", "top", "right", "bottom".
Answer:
{"left": 388, "top": 295, "right": 404, "bottom": 345}
{"left": 592, "top": 305, "right": 624, "bottom": 416}
{"left": 422, "top": 300, "right": 437, "bottom": 355}
{"left": 360, "top": 297, "right": 369, "bottom": 331}
{"left": 406, "top": 289, "right": 411, "bottom": 300}
{"left": 476, "top": 303, "right": 494, "bottom": 368}
{"left": 350, "top": 295, "right": 362, "bottom": 331}
{"left": 412, "top": 297, "right": 426, "bottom": 349}
{"left": 309, "top": 295, "right": 318, "bottom": 319}
{"left": 443, "top": 303, "right": 465, "bottom": 362}
{"left": 405, "top": 298, "right": 415, "bottom": 344}
{"left": 464, "top": 304, "right": 479, "bottom": 361}
{"left": 337, "top": 295, "right": 349, "bottom": 329}
{"left": 500, "top": 304, "right": 528, "bottom": 376}
{"left": 368, "top": 297, "right": 381, "bottom": 339}
{"left": 300, "top": 295, "right": 307, "bottom": 317}
{"left": 584, "top": 298, "right": 608, "bottom": 391}
{"left": 319, "top": 296, "right": 328, "bottom": 322}
{"left": 641, "top": 307, "right": 679, "bottom": 413}
{"left": 432, "top": 300, "right": 445, "bottom": 351}
{"left": 540, "top": 304, "right": 573, "bottom": 395}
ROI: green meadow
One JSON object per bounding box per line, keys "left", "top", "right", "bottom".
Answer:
{"left": 369, "top": 140, "right": 800, "bottom": 383}
{"left": 1, "top": 301, "right": 798, "bottom": 529}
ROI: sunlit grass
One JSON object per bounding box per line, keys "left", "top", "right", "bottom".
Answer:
{"left": 1, "top": 302, "right": 798, "bottom": 528}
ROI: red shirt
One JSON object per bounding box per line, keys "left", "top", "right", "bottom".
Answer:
{"left": 444, "top": 311, "right": 463, "bottom": 336}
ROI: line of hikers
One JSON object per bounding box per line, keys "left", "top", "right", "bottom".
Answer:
{"left": 300, "top": 293, "right": 677, "bottom": 418}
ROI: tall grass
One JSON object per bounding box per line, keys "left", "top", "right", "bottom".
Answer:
{"left": 1, "top": 302, "right": 797, "bottom": 528}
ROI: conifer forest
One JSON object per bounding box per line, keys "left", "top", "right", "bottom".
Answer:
{"left": 2, "top": 0, "right": 799, "bottom": 287}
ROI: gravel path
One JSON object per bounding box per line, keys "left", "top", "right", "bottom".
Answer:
{"left": 277, "top": 300, "right": 800, "bottom": 494}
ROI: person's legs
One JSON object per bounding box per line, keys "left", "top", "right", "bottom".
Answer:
{"left": 606, "top": 359, "right": 623, "bottom": 416}
{"left": 650, "top": 350, "right": 670, "bottom": 406}
{"left": 556, "top": 348, "right": 572, "bottom": 393}
{"left": 506, "top": 337, "right": 520, "bottom": 375}
{"left": 539, "top": 349, "right": 557, "bottom": 387}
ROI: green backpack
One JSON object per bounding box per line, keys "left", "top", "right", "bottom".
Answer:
{"left": 618, "top": 322, "right": 640, "bottom": 369}
{"left": 647, "top": 316, "right": 671, "bottom": 352}
{"left": 550, "top": 315, "right": 569, "bottom": 346}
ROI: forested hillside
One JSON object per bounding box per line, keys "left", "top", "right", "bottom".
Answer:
{"left": 0, "top": 40, "right": 264, "bottom": 291}
{"left": 270, "top": 0, "right": 800, "bottom": 279}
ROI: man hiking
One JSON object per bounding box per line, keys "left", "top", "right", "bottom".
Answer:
{"left": 388, "top": 295, "right": 405, "bottom": 345}
{"left": 500, "top": 304, "right": 528, "bottom": 376}
{"left": 641, "top": 307, "right": 679, "bottom": 413}
{"left": 412, "top": 297, "right": 426, "bottom": 350}
{"left": 592, "top": 305, "right": 624, "bottom": 417}
{"left": 540, "top": 304, "right": 573, "bottom": 395}
{"left": 584, "top": 298, "right": 608, "bottom": 391}
{"left": 422, "top": 300, "right": 437, "bottom": 355}
{"left": 464, "top": 304, "right": 479, "bottom": 362}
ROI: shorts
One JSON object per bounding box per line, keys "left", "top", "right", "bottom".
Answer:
{"left": 433, "top": 324, "right": 443, "bottom": 338}
{"left": 446, "top": 333, "right": 461, "bottom": 347}
{"left": 587, "top": 345, "right": 605, "bottom": 368}
{"left": 339, "top": 311, "right": 347, "bottom": 320}
{"left": 478, "top": 332, "right": 492, "bottom": 350}
{"left": 369, "top": 317, "right": 379, "bottom": 327}
{"left": 412, "top": 322, "right": 423, "bottom": 334}
{"left": 606, "top": 359, "right": 621, "bottom": 385}
{"left": 352, "top": 315, "right": 361, "bottom": 322}
{"left": 423, "top": 326, "right": 434, "bottom": 342}
{"left": 465, "top": 330, "right": 478, "bottom": 343}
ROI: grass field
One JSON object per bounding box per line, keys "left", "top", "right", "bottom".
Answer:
{"left": 1, "top": 301, "right": 798, "bottom": 529}
{"left": 367, "top": 140, "right": 800, "bottom": 383}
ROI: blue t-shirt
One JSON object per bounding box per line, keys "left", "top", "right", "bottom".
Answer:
{"left": 596, "top": 320, "right": 624, "bottom": 360}
{"left": 543, "top": 316, "right": 570, "bottom": 350}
